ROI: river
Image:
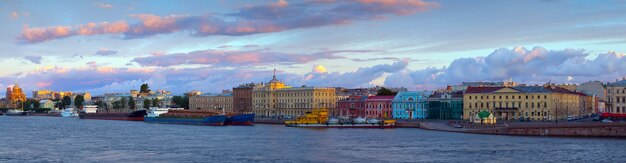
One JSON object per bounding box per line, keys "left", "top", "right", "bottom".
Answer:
{"left": 1, "top": 116, "right": 624, "bottom": 162}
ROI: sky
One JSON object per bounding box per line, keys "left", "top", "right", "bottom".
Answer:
{"left": 1, "top": 0, "right": 626, "bottom": 96}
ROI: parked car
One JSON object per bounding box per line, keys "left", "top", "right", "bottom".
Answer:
{"left": 567, "top": 116, "right": 574, "bottom": 121}
{"left": 601, "top": 119, "right": 613, "bottom": 123}
{"left": 593, "top": 116, "right": 602, "bottom": 121}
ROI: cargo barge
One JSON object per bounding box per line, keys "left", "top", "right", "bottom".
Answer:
{"left": 225, "top": 113, "right": 255, "bottom": 126}
{"left": 144, "top": 110, "right": 226, "bottom": 126}
{"left": 285, "top": 108, "right": 395, "bottom": 129}
{"left": 79, "top": 110, "right": 147, "bottom": 121}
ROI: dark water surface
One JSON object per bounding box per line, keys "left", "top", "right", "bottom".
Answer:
{"left": 1, "top": 116, "right": 625, "bottom": 163}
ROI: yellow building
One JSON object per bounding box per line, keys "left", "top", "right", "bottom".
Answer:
{"left": 607, "top": 79, "right": 626, "bottom": 114}
{"left": 463, "top": 85, "right": 582, "bottom": 122}
{"left": 252, "top": 69, "right": 336, "bottom": 117}
{"left": 8, "top": 84, "right": 26, "bottom": 103}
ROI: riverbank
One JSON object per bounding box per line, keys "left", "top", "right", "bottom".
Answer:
{"left": 419, "top": 120, "right": 626, "bottom": 137}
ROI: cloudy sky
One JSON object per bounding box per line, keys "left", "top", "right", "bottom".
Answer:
{"left": 1, "top": 0, "right": 626, "bottom": 96}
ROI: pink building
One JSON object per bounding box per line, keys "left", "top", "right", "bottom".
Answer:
{"left": 365, "top": 96, "right": 395, "bottom": 119}
{"left": 337, "top": 95, "right": 368, "bottom": 118}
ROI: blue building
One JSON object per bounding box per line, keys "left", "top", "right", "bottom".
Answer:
{"left": 392, "top": 91, "right": 432, "bottom": 119}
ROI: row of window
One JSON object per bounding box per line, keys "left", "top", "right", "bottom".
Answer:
{"left": 468, "top": 95, "right": 548, "bottom": 100}
{"left": 468, "top": 101, "right": 549, "bottom": 109}
{"left": 607, "top": 88, "right": 626, "bottom": 94}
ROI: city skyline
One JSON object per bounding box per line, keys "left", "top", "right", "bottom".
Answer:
{"left": 1, "top": 0, "right": 626, "bottom": 95}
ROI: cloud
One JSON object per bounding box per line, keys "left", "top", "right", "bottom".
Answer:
{"left": 304, "top": 59, "right": 409, "bottom": 87}
{"left": 384, "top": 47, "right": 626, "bottom": 89}
{"left": 17, "top": 0, "right": 438, "bottom": 43}
{"left": 95, "top": 48, "right": 118, "bottom": 56}
{"left": 97, "top": 3, "right": 113, "bottom": 9}
{"left": 17, "top": 21, "right": 129, "bottom": 43}
{"left": 23, "top": 55, "right": 42, "bottom": 64}
{"left": 131, "top": 49, "right": 352, "bottom": 67}
{"left": 9, "top": 12, "right": 29, "bottom": 20}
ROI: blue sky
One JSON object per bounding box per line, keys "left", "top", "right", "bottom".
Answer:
{"left": 1, "top": 0, "right": 626, "bottom": 96}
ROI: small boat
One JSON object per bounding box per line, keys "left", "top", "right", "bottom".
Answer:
{"left": 5, "top": 109, "right": 28, "bottom": 116}
{"left": 60, "top": 107, "right": 79, "bottom": 118}
{"left": 353, "top": 117, "right": 366, "bottom": 124}
{"left": 285, "top": 108, "right": 395, "bottom": 129}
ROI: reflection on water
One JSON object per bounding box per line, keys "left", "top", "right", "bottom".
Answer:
{"left": 1, "top": 116, "right": 624, "bottom": 162}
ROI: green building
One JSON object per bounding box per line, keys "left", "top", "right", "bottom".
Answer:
{"left": 427, "top": 91, "right": 464, "bottom": 120}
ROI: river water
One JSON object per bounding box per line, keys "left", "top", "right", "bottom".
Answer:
{"left": 1, "top": 116, "right": 624, "bottom": 163}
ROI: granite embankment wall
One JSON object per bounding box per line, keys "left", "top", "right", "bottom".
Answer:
{"left": 458, "top": 123, "right": 626, "bottom": 137}
{"left": 254, "top": 118, "right": 285, "bottom": 124}
{"left": 395, "top": 121, "right": 421, "bottom": 128}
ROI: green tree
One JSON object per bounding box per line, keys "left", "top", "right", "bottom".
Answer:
{"left": 376, "top": 87, "right": 398, "bottom": 96}
{"left": 62, "top": 96, "right": 72, "bottom": 109}
{"left": 112, "top": 101, "right": 121, "bottom": 110}
{"left": 143, "top": 99, "right": 151, "bottom": 109}
{"left": 24, "top": 99, "right": 32, "bottom": 110}
{"left": 152, "top": 98, "right": 159, "bottom": 108}
{"left": 32, "top": 99, "right": 40, "bottom": 109}
{"left": 140, "top": 83, "right": 150, "bottom": 93}
{"left": 120, "top": 97, "right": 127, "bottom": 110}
{"left": 172, "top": 96, "right": 189, "bottom": 109}
{"left": 128, "top": 96, "right": 136, "bottom": 110}
{"left": 74, "top": 95, "right": 85, "bottom": 108}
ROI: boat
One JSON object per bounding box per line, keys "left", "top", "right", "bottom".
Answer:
{"left": 144, "top": 110, "right": 226, "bottom": 126}
{"left": 60, "top": 107, "right": 79, "bottom": 118}
{"left": 5, "top": 109, "right": 28, "bottom": 116}
{"left": 79, "top": 107, "right": 147, "bottom": 121}
{"left": 285, "top": 108, "right": 395, "bottom": 128}
{"left": 146, "top": 107, "right": 183, "bottom": 117}
{"left": 224, "top": 113, "right": 255, "bottom": 126}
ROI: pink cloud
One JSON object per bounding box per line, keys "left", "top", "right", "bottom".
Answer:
{"left": 130, "top": 49, "right": 369, "bottom": 67}
{"left": 18, "top": 0, "right": 438, "bottom": 43}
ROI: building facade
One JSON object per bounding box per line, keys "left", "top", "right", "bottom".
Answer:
{"left": 392, "top": 91, "right": 432, "bottom": 119}
{"left": 364, "top": 96, "right": 394, "bottom": 119}
{"left": 463, "top": 86, "right": 582, "bottom": 122}
{"left": 336, "top": 95, "right": 367, "bottom": 118}
{"left": 252, "top": 70, "right": 337, "bottom": 117}
{"left": 8, "top": 84, "right": 26, "bottom": 103}
{"left": 233, "top": 83, "right": 255, "bottom": 113}
{"left": 189, "top": 93, "right": 233, "bottom": 112}
{"left": 427, "top": 91, "right": 464, "bottom": 120}
{"left": 607, "top": 79, "right": 626, "bottom": 114}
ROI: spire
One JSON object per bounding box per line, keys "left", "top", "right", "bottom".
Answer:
{"left": 273, "top": 68, "right": 277, "bottom": 80}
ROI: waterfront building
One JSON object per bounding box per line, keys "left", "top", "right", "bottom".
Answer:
{"left": 233, "top": 83, "right": 255, "bottom": 113}
{"left": 462, "top": 81, "right": 518, "bottom": 87}
{"left": 32, "top": 90, "right": 54, "bottom": 100}
{"left": 364, "top": 96, "right": 394, "bottom": 119}
{"left": 5, "top": 87, "right": 12, "bottom": 100}
{"left": 185, "top": 90, "right": 202, "bottom": 97}
{"left": 8, "top": 84, "right": 26, "bottom": 103}
{"left": 606, "top": 78, "right": 626, "bottom": 114}
{"left": 392, "top": 91, "right": 432, "bottom": 119}
{"left": 189, "top": 92, "right": 233, "bottom": 112}
{"left": 427, "top": 91, "right": 464, "bottom": 120}
{"left": 252, "top": 69, "right": 336, "bottom": 117}
{"left": 336, "top": 95, "right": 368, "bottom": 118}
{"left": 577, "top": 81, "right": 606, "bottom": 101}
{"left": 463, "top": 85, "right": 583, "bottom": 121}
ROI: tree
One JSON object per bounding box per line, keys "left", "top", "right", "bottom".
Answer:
{"left": 24, "top": 99, "right": 32, "bottom": 110}
{"left": 32, "top": 99, "right": 40, "bottom": 109}
{"left": 62, "top": 96, "right": 72, "bottom": 109}
{"left": 152, "top": 98, "right": 160, "bottom": 108}
{"left": 128, "top": 96, "right": 136, "bottom": 110}
{"left": 143, "top": 99, "right": 151, "bottom": 109}
{"left": 172, "top": 96, "right": 189, "bottom": 109}
{"left": 113, "top": 100, "right": 121, "bottom": 110}
{"left": 140, "top": 83, "right": 150, "bottom": 93}
{"left": 74, "top": 95, "right": 85, "bottom": 109}
{"left": 376, "top": 87, "right": 398, "bottom": 96}
{"left": 120, "top": 97, "right": 127, "bottom": 110}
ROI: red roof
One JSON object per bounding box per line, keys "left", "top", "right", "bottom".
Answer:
{"left": 464, "top": 86, "right": 506, "bottom": 93}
